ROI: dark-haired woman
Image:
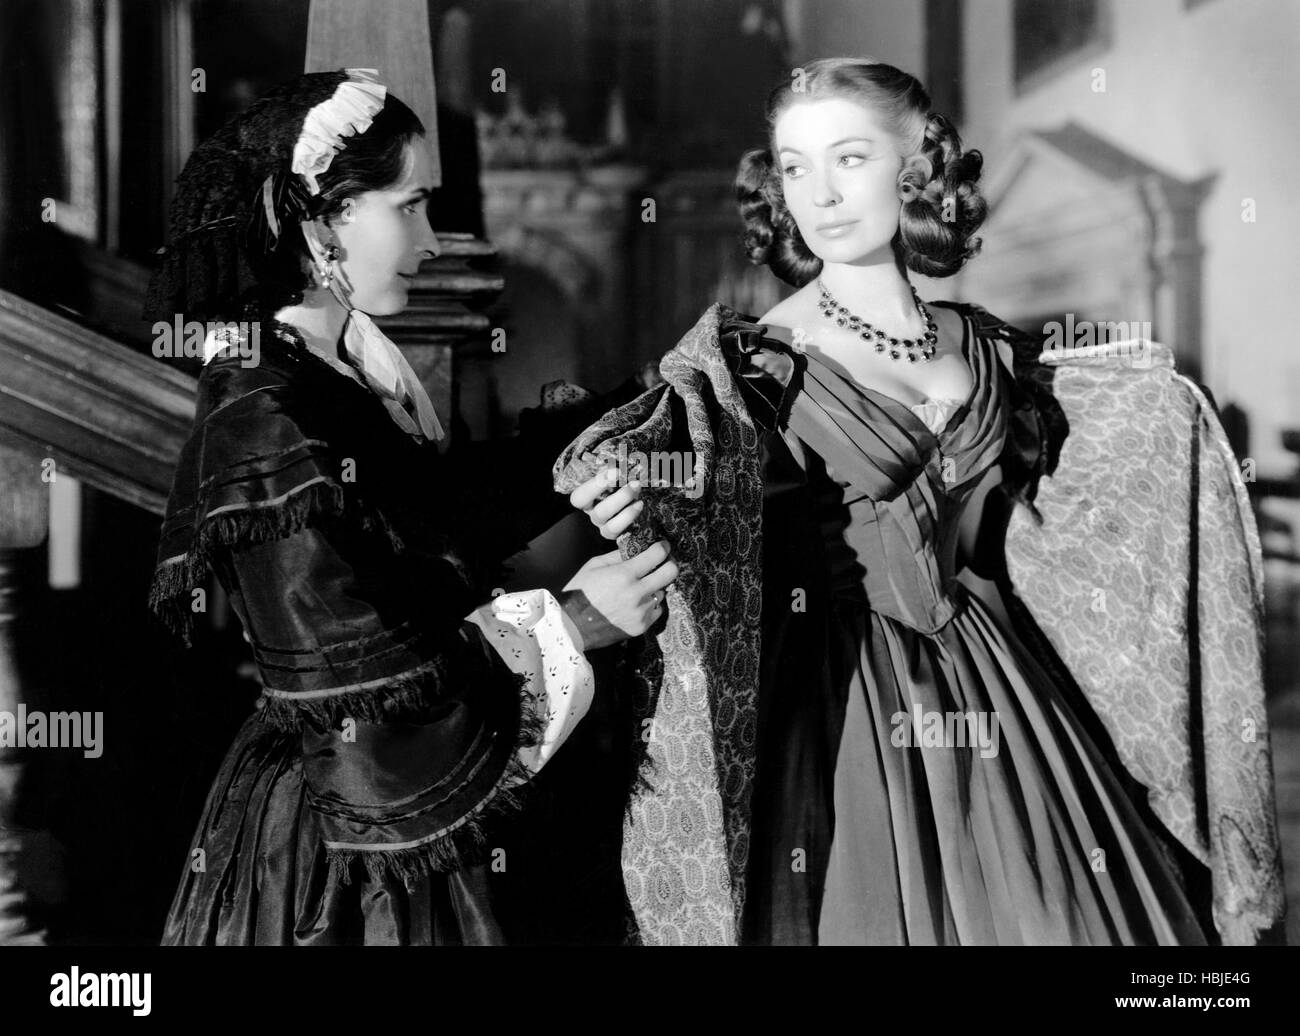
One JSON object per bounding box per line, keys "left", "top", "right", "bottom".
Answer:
{"left": 575, "top": 58, "right": 1218, "bottom": 945}
{"left": 147, "top": 69, "right": 675, "bottom": 945}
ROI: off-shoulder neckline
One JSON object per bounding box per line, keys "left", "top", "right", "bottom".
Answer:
{"left": 721, "top": 302, "right": 981, "bottom": 440}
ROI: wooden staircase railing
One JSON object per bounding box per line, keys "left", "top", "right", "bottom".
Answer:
{"left": 0, "top": 287, "right": 200, "bottom": 944}
{"left": 0, "top": 288, "right": 197, "bottom": 517}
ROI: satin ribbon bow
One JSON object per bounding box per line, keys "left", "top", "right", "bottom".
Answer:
{"left": 336, "top": 307, "right": 445, "bottom": 443}
{"left": 297, "top": 219, "right": 445, "bottom": 444}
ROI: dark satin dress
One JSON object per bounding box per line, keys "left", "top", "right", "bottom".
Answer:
{"left": 155, "top": 324, "right": 526, "bottom": 947}
{"left": 156, "top": 320, "right": 642, "bottom": 947}
{"left": 162, "top": 719, "right": 508, "bottom": 945}
{"left": 737, "top": 305, "right": 1209, "bottom": 946}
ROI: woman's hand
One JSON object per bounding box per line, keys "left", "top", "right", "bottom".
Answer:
{"left": 560, "top": 540, "right": 679, "bottom": 651}
{"left": 569, "top": 465, "right": 645, "bottom": 540}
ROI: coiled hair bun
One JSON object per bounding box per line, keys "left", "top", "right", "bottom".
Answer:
{"left": 735, "top": 58, "right": 988, "bottom": 286}
{"left": 896, "top": 111, "right": 987, "bottom": 277}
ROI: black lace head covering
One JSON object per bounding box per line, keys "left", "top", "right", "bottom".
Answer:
{"left": 143, "top": 70, "right": 423, "bottom": 324}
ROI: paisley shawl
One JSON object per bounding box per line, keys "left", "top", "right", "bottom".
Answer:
{"left": 552, "top": 300, "right": 1283, "bottom": 946}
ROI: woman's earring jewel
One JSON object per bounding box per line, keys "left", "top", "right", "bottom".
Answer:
{"left": 319, "top": 243, "right": 340, "bottom": 288}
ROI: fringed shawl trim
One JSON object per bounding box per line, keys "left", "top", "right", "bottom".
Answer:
{"left": 321, "top": 674, "right": 547, "bottom": 885}
{"left": 149, "top": 474, "right": 403, "bottom": 647}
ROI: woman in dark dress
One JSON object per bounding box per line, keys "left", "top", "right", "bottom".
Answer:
{"left": 146, "top": 69, "right": 676, "bottom": 945}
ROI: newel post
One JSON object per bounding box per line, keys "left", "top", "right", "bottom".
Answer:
{"left": 0, "top": 448, "right": 50, "bottom": 943}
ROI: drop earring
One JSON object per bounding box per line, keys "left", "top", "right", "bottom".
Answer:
{"left": 319, "top": 242, "right": 340, "bottom": 289}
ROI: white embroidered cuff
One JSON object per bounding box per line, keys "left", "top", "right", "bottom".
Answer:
{"left": 465, "top": 589, "right": 594, "bottom": 777}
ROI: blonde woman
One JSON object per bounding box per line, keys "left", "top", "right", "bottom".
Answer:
{"left": 565, "top": 59, "right": 1277, "bottom": 946}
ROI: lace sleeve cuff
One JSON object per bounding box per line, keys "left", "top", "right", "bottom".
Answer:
{"left": 465, "top": 589, "right": 595, "bottom": 777}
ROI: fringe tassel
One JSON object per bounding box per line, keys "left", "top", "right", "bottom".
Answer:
{"left": 147, "top": 550, "right": 212, "bottom": 647}
{"left": 322, "top": 671, "right": 548, "bottom": 890}
{"left": 254, "top": 670, "right": 439, "bottom": 732}
{"left": 191, "top": 479, "right": 403, "bottom": 556}
{"left": 147, "top": 478, "right": 404, "bottom": 646}
{"left": 1217, "top": 900, "right": 1286, "bottom": 947}
{"left": 252, "top": 623, "right": 554, "bottom": 733}
{"left": 621, "top": 642, "right": 664, "bottom": 813}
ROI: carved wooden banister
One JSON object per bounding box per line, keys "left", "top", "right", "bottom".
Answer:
{"left": 0, "top": 288, "right": 196, "bottom": 517}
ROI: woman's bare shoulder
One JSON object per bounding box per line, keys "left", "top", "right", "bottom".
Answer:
{"left": 929, "top": 299, "right": 1015, "bottom": 373}
{"left": 756, "top": 289, "right": 817, "bottom": 342}
{"left": 923, "top": 299, "right": 966, "bottom": 347}
{"left": 756, "top": 298, "right": 795, "bottom": 326}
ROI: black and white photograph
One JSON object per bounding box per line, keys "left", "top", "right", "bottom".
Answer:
{"left": 0, "top": 0, "right": 1296, "bottom": 1016}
